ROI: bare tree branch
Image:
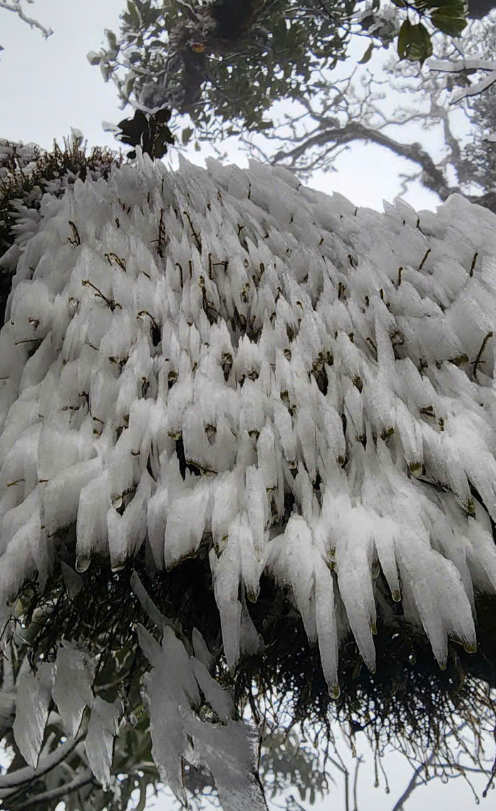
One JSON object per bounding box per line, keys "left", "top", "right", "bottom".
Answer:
{"left": 391, "top": 752, "right": 436, "bottom": 811}
{"left": 270, "top": 120, "right": 454, "bottom": 199}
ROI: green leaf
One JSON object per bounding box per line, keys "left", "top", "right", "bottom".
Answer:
{"left": 125, "top": 0, "right": 141, "bottom": 28}
{"left": 155, "top": 108, "right": 172, "bottom": 124}
{"left": 414, "top": 0, "right": 469, "bottom": 34}
{"left": 431, "top": 9, "right": 467, "bottom": 36}
{"left": 358, "top": 43, "right": 374, "bottom": 64}
{"left": 397, "top": 20, "right": 433, "bottom": 63}
{"left": 415, "top": 0, "right": 465, "bottom": 11}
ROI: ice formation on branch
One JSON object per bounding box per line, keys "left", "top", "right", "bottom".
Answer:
{"left": 1, "top": 150, "right": 496, "bottom": 798}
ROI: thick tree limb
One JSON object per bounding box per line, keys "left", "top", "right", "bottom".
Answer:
{"left": 429, "top": 56, "right": 496, "bottom": 102}
{"left": 270, "top": 121, "right": 454, "bottom": 199}
{"left": 16, "top": 769, "right": 95, "bottom": 809}
{"left": 0, "top": 735, "right": 80, "bottom": 793}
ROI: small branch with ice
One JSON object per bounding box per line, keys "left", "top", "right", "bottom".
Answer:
{"left": 429, "top": 56, "right": 496, "bottom": 102}
{"left": 0, "top": 0, "right": 52, "bottom": 39}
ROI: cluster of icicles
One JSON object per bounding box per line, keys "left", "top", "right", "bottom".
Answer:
{"left": 1, "top": 149, "right": 496, "bottom": 799}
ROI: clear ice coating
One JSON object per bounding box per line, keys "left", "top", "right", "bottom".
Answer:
{"left": 1, "top": 151, "right": 496, "bottom": 800}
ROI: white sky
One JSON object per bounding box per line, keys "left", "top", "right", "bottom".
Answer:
{"left": 0, "top": 2, "right": 491, "bottom": 810}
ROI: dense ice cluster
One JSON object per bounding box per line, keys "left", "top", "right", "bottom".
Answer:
{"left": 2, "top": 152, "right": 496, "bottom": 702}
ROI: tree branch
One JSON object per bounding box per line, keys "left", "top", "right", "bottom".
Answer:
{"left": 0, "top": 735, "right": 81, "bottom": 795}
{"left": 0, "top": 0, "right": 52, "bottom": 39}
{"left": 16, "top": 769, "right": 95, "bottom": 809}
{"left": 270, "top": 121, "right": 454, "bottom": 199}
{"left": 390, "top": 752, "right": 436, "bottom": 811}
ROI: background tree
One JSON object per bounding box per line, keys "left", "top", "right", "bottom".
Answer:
{"left": 86, "top": 0, "right": 496, "bottom": 218}
{"left": 88, "top": 0, "right": 470, "bottom": 146}
{"left": 246, "top": 12, "right": 496, "bottom": 212}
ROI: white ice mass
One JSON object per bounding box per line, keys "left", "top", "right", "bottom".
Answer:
{"left": 2, "top": 149, "right": 496, "bottom": 802}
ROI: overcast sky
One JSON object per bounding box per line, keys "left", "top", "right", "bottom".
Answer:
{"left": 0, "top": 3, "right": 491, "bottom": 811}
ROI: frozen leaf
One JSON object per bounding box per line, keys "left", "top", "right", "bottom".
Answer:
{"left": 192, "top": 627, "right": 214, "bottom": 670}
{"left": 183, "top": 714, "right": 268, "bottom": 811}
{"left": 192, "top": 658, "right": 234, "bottom": 723}
{"left": 52, "top": 640, "right": 95, "bottom": 736}
{"left": 60, "top": 560, "right": 84, "bottom": 598}
{"left": 139, "top": 624, "right": 199, "bottom": 806}
{"left": 86, "top": 696, "right": 122, "bottom": 789}
{"left": 13, "top": 670, "right": 51, "bottom": 768}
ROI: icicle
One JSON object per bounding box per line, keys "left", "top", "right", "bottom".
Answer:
{"left": 13, "top": 666, "right": 52, "bottom": 768}
{"left": 52, "top": 640, "right": 95, "bottom": 737}
{"left": 86, "top": 696, "right": 122, "bottom": 790}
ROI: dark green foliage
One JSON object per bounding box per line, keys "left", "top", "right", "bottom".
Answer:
{"left": 397, "top": 19, "right": 433, "bottom": 62}
{"left": 115, "top": 107, "right": 175, "bottom": 158}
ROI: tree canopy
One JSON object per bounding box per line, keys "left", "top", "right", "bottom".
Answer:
{"left": 86, "top": 0, "right": 496, "bottom": 220}
{"left": 88, "top": 0, "right": 473, "bottom": 144}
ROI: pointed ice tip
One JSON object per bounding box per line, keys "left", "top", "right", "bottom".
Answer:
{"left": 246, "top": 589, "right": 259, "bottom": 603}
{"left": 463, "top": 642, "right": 477, "bottom": 654}
{"left": 439, "top": 660, "right": 447, "bottom": 671}
{"left": 75, "top": 556, "right": 90, "bottom": 573}
{"left": 329, "top": 684, "right": 341, "bottom": 699}
{"left": 408, "top": 461, "right": 423, "bottom": 476}
{"left": 111, "top": 561, "right": 127, "bottom": 572}
{"left": 392, "top": 589, "right": 401, "bottom": 602}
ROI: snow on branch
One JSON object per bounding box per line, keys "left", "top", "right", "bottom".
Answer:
{"left": 429, "top": 55, "right": 496, "bottom": 101}
{"left": 0, "top": 0, "right": 52, "bottom": 40}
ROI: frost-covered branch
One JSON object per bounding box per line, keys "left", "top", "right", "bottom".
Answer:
{"left": 429, "top": 56, "right": 496, "bottom": 101}
{"left": 0, "top": 0, "right": 52, "bottom": 39}
{"left": 0, "top": 736, "right": 81, "bottom": 793}
{"left": 3, "top": 149, "right": 496, "bottom": 810}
